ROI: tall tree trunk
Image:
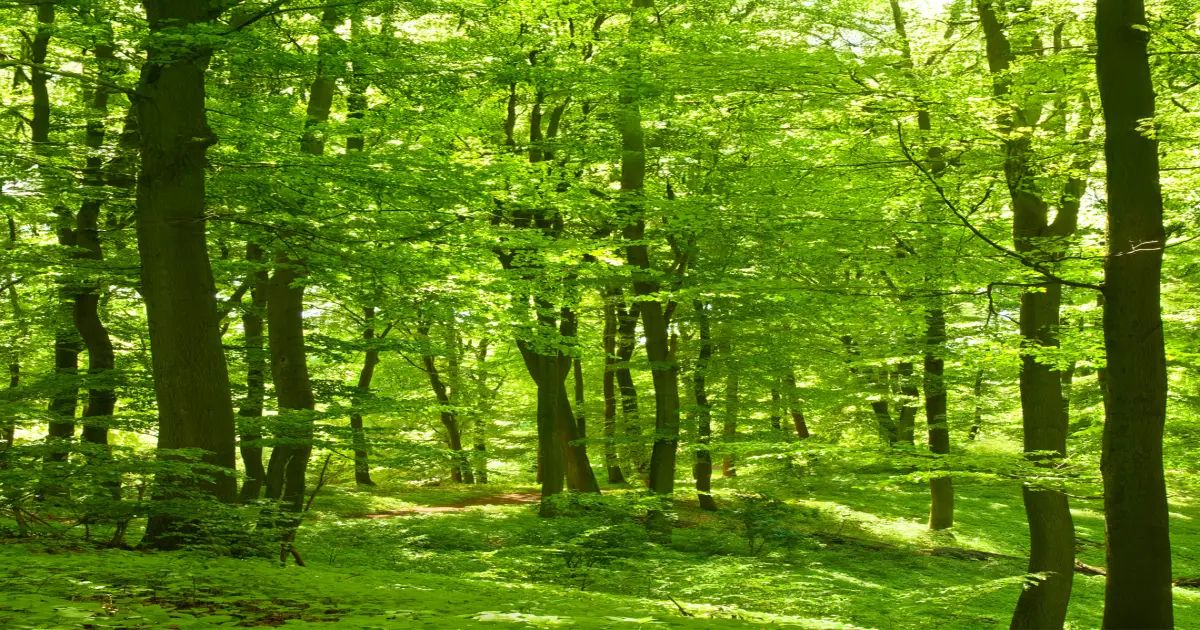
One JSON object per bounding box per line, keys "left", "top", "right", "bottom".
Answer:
{"left": 237, "top": 243, "right": 268, "bottom": 502}
{"left": 1096, "top": 0, "right": 1174, "bottom": 624}
{"left": 722, "top": 359, "right": 738, "bottom": 478}
{"left": 976, "top": 4, "right": 1082, "bottom": 624}
{"left": 692, "top": 301, "right": 717, "bottom": 510}
{"left": 3, "top": 217, "right": 22, "bottom": 470}
{"left": 619, "top": 0, "right": 679, "bottom": 500}
{"left": 614, "top": 296, "right": 644, "bottom": 479}
{"left": 602, "top": 293, "right": 626, "bottom": 483}
{"left": 349, "top": 307, "right": 380, "bottom": 486}
{"left": 139, "top": 0, "right": 239, "bottom": 547}
{"left": 74, "top": 38, "right": 118, "bottom": 452}
{"left": 471, "top": 339, "right": 492, "bottom": 483}
{"left": 344, "top": 18, "right": 378, "bottom": 488}
{"left": 264, "top": 5, "right": 339, "bottom": 515}
{"left": 494, "top": 81, "right": 599, "bottom": 503}
{"left": 893, "top": 0, "right": 957, "bottom": 531}
{"left": 32, "top": 3, "right": 77, "bottom": 470}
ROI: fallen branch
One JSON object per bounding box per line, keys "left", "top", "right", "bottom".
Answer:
{"left": 919, "top": 547, "right": 1018, "bottom": 561}
{"left": 304, "top": 454, "right": 333, "bottom": 513}
{"left": 666, "top": 594, "right": 693, "bottom": 617}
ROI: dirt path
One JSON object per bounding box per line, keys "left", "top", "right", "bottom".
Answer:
{"left": 359, "top": 492, "right": 541, "bottom": 518}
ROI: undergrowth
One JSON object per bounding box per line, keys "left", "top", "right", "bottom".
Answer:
{"left": 2, "top": 469, "right": 1198, "bottom": 628}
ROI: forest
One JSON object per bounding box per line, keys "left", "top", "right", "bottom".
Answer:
{"left": 0, "top": 0, "right": 1197, "bottom": 627}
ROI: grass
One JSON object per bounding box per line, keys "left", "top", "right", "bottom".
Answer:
{"left": 2, "top": 465, "right": 1198, "bottom": 628}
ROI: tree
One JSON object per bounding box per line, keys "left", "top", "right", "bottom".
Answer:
{"left": 139, "top": 0, "right": 239, "bottom": 546}
{"left": 1095, "top": 0, "right": 1174, "bottom": 624}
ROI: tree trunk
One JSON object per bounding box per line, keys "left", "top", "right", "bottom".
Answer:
{"left": 722, "top": 364, "right": 738, "bottom": 478}
{"left": 871, "top": 399, "right": 895, "bottom": 445}
{"left": 263, "top": 5, "right": 339, "bottom": 514}
{"left": 785, "top": 371, "right": 810, "bottom": 439}
{"left": 74, "top": 39, "right": 118, "bottom": 452}
{"left": 602, "top": 293, "right": 626, "bottom": 483}
{"left": 2, "top": 363, "right": 15, "bottom": 459}
{"left": 573, "top": 358, "right": 586, "bottom": 440}
{"left": 34, "top": 4, "right": 78, "bottom": 470}
{"left": 1096, "top": 0, "right": 1174, "bottom": 624}
{"left": 3, "top": 218, "right": 21, "bottom": 465}
{"left": 419, "top": 325, "right": 471, "bottom": 483}
{"left": 237, "top": 243, "right": 268, "bottom": 502}
{"left": 350, "top": 307, "right": 379, "bottom": 486}
{"left": 619, "top": 0, "right": 679, "bottom": 499}
{"left": 471, "top": 339, "right": 492, "bottom": 483}
{"left": 692, "top": 301, "right": 717, "bottom": 510}
{"left": 614, "top": 297, "right": 645, "bottom": 479}
{"left": 447, "top": 338, "right": 475, "bottom": 485}
{"left": 897, "top": 363, "right": 918, "bottom": 445}
{"left": 139, "top": 0, "right": 239, "bottom": 547}
{"left": 769, "top": 385, "right": 782, "bottom": 431}
{"left": 924, "top": 308, "right": 953, "bottom": 530}
{"left": 968, "top": 369, "right": 984, "bottom": 440}
{"left": 263, "top": 249, "right": 316, "bottom": 513}
{"left": 976, "top": 4, "right": 1082, "bottom": 624}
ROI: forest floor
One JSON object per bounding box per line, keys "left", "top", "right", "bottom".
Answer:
{"left": 2, "top": 470, "right": 1199, "bottom": 628}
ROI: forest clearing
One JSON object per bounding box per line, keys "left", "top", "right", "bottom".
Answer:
{"left": 1, "top": 0, "right": 1199, "bottom": 627}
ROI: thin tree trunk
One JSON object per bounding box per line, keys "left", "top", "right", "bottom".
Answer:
{"left": 769, "top": 385, "right": 782, "bottom": 431}
{"left": 471, "top": 339, "right": 492, "bottom": 483}
{"left": 785, "top": 371, "right": 810, "bottom": 439}
{"left": 344, "top": 17, "right": 379, "bottom": 488}
{"left": 2, "top": 363, "right": 15, "bottom": 459}
{"left": 924, "top": 308, "right": 953, "bottom": 530}
{"left": 1096, "top": 0, "right": 1173, "bottom": 624}
{"left": 619, "top": 0, "right": 679, "bottom": 501}
{"left": 871, "top": 399, "right": 895, "bottom": 445}
{"left": 897, "top": 363, "right": 918, "bottom": 445}
{"left": 722, "top": 360, "right": 738, "bottom": 478}
{"left": 419, "top": 325, "right": 470, "bottom": 483}
{"left": 692, "top": 301, "right": 717, "bottom": 510}
{"left": 614, "top": 296, "right": 645, "bottom": 479}
{"left": 447, "top": 333, "right": 475, "bottom": 484}
{"left": 32, "top": 3, "right": 78, "bottom": 470}
{"left": 3, "top": 218, "right": 21, "bottom": 464}
{"left": 893, "top": 0, "right": 957, "bottom": 531}
{"left": 350, "top": 307, "right": 380, "bottom": 486}
{"left": 602, "top": 293, "right": 626, "bottom": 483}
{"left": 968, "top": 369, "right": 984, "bottom": 440}
{"left": 237, "top": 243, "right": 268, "bottom": 502}
{"left": 74, "top": 37, "right": 118, "bottom": 452}
{"left": 140, "top": 0, "right": 239, "bottom": 548}
{"left": 573, "top": 358, "right": 586, "bottom": 440}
